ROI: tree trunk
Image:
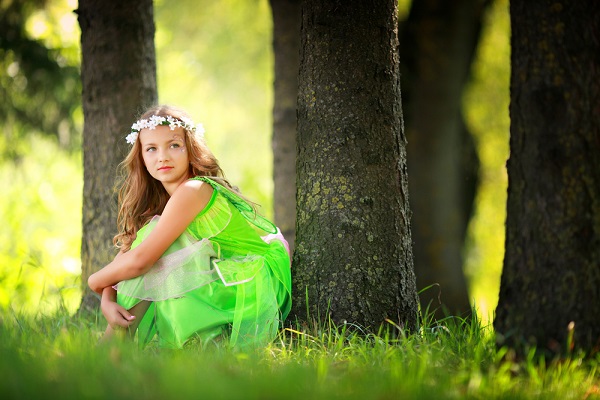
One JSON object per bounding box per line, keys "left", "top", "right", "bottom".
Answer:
{"left": 494, "top": 0, "right": 600, "bottom": 354}
{"left": 270, "top": 0, "right": 301, "bottom": 253}
{"left": 399, "top": 0, "right": 491, "bottom": 318}
{"left": 292, "top": 0, "right": 418, "bottom": 331}
{"left": 77, "top": 0, "right": 157, "bottom": 313}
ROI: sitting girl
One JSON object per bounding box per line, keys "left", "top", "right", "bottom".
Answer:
{"left": 88, "top": 105, "right": 291, "bottom": 349}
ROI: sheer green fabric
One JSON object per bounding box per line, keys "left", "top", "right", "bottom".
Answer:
{"left": 116, "top": 177, "right": 292, "bottom": 349}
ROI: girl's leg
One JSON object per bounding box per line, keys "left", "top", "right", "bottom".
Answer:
{"left": 125, "top": 300, "right": 151, "bottom": 338}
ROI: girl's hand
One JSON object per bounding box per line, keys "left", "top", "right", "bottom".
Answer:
{"left": 100, "top": 285, "right": 135, "bottom": 329}
{"left": 101, "top": 298, "right": 136, "bottom": 329}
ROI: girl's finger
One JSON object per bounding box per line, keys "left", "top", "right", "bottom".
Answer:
{"left": 118, "top": 307, "right": 136, "bottom": 322}
{"left": 112, "top": 315, "right": 132, "bottom": 328}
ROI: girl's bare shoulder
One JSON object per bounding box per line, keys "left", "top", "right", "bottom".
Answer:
{"left": 171, "top": 178, "right": 214, "bottom": 205}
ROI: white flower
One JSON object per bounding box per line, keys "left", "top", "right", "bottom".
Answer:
{"left": 126, "top": 114, "right": 202, "bottom": 144}
{"left": 180, "top": 117, "right": 193, "bottom": 127}
{"left": 196, "top": 123, "right": 205, "bottom": 137}
{"left": 148, "top": 115, "right": 166, "bottom": 129}
{"left": 125, "top": 131, "right": 139, "bottom": 145}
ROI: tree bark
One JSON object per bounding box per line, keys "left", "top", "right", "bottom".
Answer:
{"left": 399, "top": 0, "right": 491, "bottom": 318}
{"left": 494, "top": 0, "right": 600, "bottom": 354}
{"left": 270, "top": 0, "right": 301, "bottom": 253}
{"left": 293, "top": 0, "right": 418, "bottom": 331}
{"left": 77, "top": 0, "right": 157, "bottom": 313}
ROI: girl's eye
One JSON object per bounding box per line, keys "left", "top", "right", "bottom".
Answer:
{"left": 171, "top": 143, "right": 181, "bottom": 149}
{"left": 145, "top": 147, "right": 156, "bottom": 152}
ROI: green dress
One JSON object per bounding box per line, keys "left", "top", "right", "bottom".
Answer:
{"left": 115, "top": 177, "right": 292, "bottom": 349}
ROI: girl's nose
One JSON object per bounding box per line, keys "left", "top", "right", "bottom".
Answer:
{"left": 158, "top": 148, "right": 169, "bottom": 161}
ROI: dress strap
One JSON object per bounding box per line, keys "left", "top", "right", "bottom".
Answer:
{"left": 192, "top": 176, "right": 278, "bottom": 234}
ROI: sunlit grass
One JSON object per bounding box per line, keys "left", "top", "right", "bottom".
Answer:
{"left": 1, "top": 309, "right": 598, "bottom": 399}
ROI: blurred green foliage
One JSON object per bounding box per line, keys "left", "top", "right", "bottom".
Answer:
{"left": 0, "top": 0, "right": 510, "bottom": 321}
{"left": 0, "top": 134, "right": 82, "bottom": 314}
{"left": 0, "top": 0, "right": 82, "bottom": 314}
{"left": 0, "top": 0, "right": 82, "bottom": 153}
{"left": 463, "top": 0, "right": 510, "bottom": 323}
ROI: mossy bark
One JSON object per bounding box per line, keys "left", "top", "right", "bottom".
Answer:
{"left": 270, "top": 0, "right": 301, "bottom": 253}
{"left": 292, "top": 0, "right": 418, "bottom": 331}
{"left": 77, "top": 0, "right": 157, "bottom": 312}
{"left": 494, "top": 0, "right": 600, "bottom": 354}
{"left": 399, "top": 0, "right": 491, "bottom": 318}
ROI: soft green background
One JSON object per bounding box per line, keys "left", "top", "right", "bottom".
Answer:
{"left": 0, "top": 0, "right": 509, "bottom": 323}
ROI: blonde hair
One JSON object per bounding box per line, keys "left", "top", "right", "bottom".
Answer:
{"left": 113, "top": 105, "right": 233, "bottom": 251}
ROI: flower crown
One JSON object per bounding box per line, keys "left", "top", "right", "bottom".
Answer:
{"left": 125, "top": 115, "right": 205, "bottom": 144}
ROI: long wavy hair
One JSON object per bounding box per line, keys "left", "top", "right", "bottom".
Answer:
{"left": 113, "top": 105, "right": 233, "bottom": 251}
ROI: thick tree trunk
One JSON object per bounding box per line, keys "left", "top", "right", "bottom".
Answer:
{"left": 494, "top": 0, "right": 600, "bottom": 354}
{"left": 293, "top": 0, "right": 418, "bottom": 331}
{"left": 77, "top": 0, "right": 157, "bottom": 313}
{"left": 399, "top": 0, "right": 491, "bottom": 318}
{"left": 270, "top": 0, "right": 301, "bottom": 252}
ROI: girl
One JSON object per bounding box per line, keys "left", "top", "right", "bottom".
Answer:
{"left": 88, "top": 105, "right": 292, "bottom": 349}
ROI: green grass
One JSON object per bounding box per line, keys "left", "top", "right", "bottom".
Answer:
{"left": 1, "top": 310, "right": 598, "bottom": 399}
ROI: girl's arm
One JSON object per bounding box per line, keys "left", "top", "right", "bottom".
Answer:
{"left": 88, "top": 180, "right": 213, "bottom": 294}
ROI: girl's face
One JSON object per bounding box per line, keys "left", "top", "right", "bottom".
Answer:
{"left": 139, "top": 125, "right": 191, "bottom": 194}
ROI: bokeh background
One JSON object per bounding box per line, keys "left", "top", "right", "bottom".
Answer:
{"left": 0, "top": 0, "right": 509, "bottom": 323}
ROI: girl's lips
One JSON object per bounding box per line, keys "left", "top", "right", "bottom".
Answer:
{"left": 158, "top": 166, "right": 173, "bottom": 171}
